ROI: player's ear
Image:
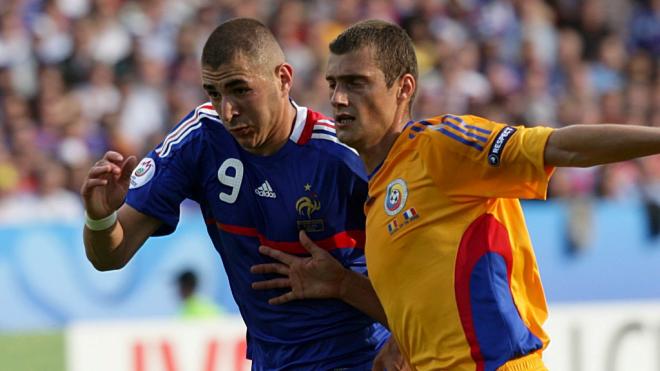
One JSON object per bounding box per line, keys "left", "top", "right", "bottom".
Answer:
{"left": 397, "top": 74, "right": 416, "bottom": 102}
{"left": 277, "top": 63, "right": 294, "bottom": 93}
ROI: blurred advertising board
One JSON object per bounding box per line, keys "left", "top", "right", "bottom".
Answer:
{"left": 66, "top": 317, "right": 250, "bottom": 371}
{"left": 65, "top": 302, "right": 660, "bottom": 371}
{"left": 545, "top": 301, "right": 660, "bottom": 371}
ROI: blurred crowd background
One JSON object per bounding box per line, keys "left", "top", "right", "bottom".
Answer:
{"left": 0, "top": 0, "right": 659, "bottom": 225}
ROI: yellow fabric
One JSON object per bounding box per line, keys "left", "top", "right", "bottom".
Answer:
{"left": 497, "top": 352, "right": 547, "bottom": 371}
{"left": 365, "top": 115, "right": 554, "bottom": 370}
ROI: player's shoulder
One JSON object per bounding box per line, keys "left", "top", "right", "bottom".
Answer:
{"left": 292, "top": 106, "right": 360, "bottom": 156}
{"left": 406, "top": 114, "right": 499, "bottom": 154}
{"left": 290, "top": 104, "right": 367, "bottom": 180}
{"left": 154, "top": 102, "right": 222, "bottom": 158}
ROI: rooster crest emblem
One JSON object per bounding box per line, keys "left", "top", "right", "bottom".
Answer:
{"left": 296, "top": 196, "right": 321, "bottom": 219}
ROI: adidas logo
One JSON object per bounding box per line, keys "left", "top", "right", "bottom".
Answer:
{"left": 255, "top": 180, "right": 277, "bottom": 198}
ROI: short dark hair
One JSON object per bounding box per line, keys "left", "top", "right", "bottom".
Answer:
{"left": 330, "top": 19, "right": 419, "bottom": 110}
{"left": 201, "top": 18, "right": 284, "bottom": 71}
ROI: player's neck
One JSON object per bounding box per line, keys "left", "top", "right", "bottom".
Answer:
{"left": 255, "top": 100, "right": 297, "bottom": 156}
{"left": 361, "top": 114, "right": 410, "bottom": 174}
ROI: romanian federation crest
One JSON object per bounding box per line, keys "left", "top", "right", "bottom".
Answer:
{"left": 384, "top": 178, "right": 408, "bottom": 216}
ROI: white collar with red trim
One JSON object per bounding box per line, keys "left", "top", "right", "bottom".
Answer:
{"left": 288, "top": 99, "right": 308, "bottom": 143}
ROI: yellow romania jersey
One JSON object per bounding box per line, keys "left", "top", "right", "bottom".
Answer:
{"left": 365, "top": 114, "right": 555, "bottom": 371}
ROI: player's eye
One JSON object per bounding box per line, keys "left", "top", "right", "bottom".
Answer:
{"left": 347, "top": 80, "right": 363, "bottom": 89}
{"left": 207, "top": 91, "right": 221, "bottom": 99}
{"left": 234, "top": 88, "right": 251, "bottom": 95}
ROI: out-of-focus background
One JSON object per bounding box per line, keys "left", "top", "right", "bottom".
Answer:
{"left": 0, "top": 0, "right": 658, "bottom": 370}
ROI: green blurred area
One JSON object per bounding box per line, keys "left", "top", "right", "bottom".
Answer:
{"left": 0, "top": 331, "right": 65, "bottom": 371}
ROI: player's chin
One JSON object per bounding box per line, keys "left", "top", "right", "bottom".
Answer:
{"left": 335, "top": 130, "right": 356, "bottom": 147}
{"left": 235, "top": 136, "right": 258, "bottom": 151}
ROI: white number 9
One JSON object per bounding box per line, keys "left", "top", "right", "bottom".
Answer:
{"left": 217, "top": 158, "right": 243, "bottom": 204}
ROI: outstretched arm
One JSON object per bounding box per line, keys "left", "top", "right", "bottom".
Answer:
{"left": 545, "top": 124, "right": 660, "bottom": 167}
{"left": 251, "top": 230, "right": 389, "bottom": 326}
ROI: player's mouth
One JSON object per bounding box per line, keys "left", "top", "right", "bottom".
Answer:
{"left": 229, "top": 126, "right": 252, "bottom": 137}
{"left": 334, "top": 113, "right": 356, "bottom": 128}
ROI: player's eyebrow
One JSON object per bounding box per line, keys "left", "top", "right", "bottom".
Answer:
{"left": 203, "top": 79, "right": 249, "bottom": 92}
{"left": 223, "top": 79, "right": 248, "bottom": 88}
{"left": 326, "top": 74, "right": 368, "bottom": 82}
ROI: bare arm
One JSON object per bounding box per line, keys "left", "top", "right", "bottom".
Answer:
{"left": 81, "top": 151, "right": 162, "bottom": 271}
{"left": 545, "top": 124, "right": 660, "bottom": 167}
{"left": 251, "top": 230, "right": 389, "bottom": 326}
{"left": 336, "top": 266, "right": 389, "bottom": 326}
{"left": 83, "top": 205, "right": 161, "bottom": 270}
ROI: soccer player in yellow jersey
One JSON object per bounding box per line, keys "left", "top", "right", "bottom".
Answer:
{"left": 323, "top": 19, "right": 660, "bottom": 371}
{"left": 252, "top": 19, "right": 660, "bottom": 371}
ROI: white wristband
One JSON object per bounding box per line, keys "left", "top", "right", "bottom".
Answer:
{"left": 85, "top": 211, "right": 118, "bottom": 231}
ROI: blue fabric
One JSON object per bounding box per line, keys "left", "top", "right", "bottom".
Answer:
{"left": 470, "top": 253, "right": 543, "bottom": 371}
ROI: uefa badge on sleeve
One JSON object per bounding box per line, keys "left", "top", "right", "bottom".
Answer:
{"left": 130, "top": 157, "right": 156, "bottom": 189}
{"left": 384, "top": 179, "right": 408, "bottom": 216}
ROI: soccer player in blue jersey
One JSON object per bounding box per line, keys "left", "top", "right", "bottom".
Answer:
{"left": 80, "top": 18, "right": 393, "bottom": 370}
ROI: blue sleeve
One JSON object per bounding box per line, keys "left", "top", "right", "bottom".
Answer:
{"left": 125, "top": 110, "right": 201, "bottom": 236}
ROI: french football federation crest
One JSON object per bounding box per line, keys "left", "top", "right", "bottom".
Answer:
{"left": 296, "top": 184, "right": 324, "bottom": 232}
{"left": 296, "top": 196, "right": 321, "bottom": 218}
{"left": 384, "top": 179, "right": 408, "bottom": 216}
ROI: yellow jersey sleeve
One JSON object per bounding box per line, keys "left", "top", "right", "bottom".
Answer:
{"left": 416, "top": 114, "right": 555, "bottom": 199}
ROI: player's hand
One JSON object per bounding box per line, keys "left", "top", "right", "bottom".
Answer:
{"left": 80, "top": 151, "right": 138, "bottom": 219}
{"left": 372, "top": 336, "right": 411, "bottom": 371}
{"left": 250, "top": 230, "right": 348, "bottom": 304}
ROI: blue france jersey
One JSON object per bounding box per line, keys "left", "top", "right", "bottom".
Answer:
{"left": 126, "top": 102, "right": 388, "bottom": 370}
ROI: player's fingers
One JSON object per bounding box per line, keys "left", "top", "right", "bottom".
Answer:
{"left": 268, "top": 291, "right": 298, "bottom": 305}
{"left": 250, "top": 263, "right": 290, "bottom": 276}
{"left": 92, "top": 160, "right": 122, "bottom": 177}
{"left": 119, "top": 156, "right": 138, "bottom": 181}
{"left": 298, "top": 230, "right": 325, "bottom": 256}
{"left": 85, "top": 178, "right": 109, "bottom": 188}
{"left": 103, "top": 151, "right": 125, "bottom": 164}
{"left": 251, "top": 278, "right": 291, "bottom": 290}
{"left": 80, "top": 178, "right": 109, "bottom": 197}
{"left": 87, "top": 164, "right": 115, "bottom": 178}
{"left": 258, "top": 245, "right": 296, "bottom": 265}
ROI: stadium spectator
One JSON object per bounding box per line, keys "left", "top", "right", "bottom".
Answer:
{"left": 174, "top": 269, "right": 224, "bottom": 319}
{"left": 0, "top": 158, "right": 83, "bottom": 222}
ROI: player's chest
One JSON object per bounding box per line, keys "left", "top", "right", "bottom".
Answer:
{"left": 200, "top": 154, "right": 337, "bottom": 229}
{"left": 366, "top": 162, "right": 442, "bottom": 238}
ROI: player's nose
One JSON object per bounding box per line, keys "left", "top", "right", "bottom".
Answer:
{"left": 220, "top": 97, "right": 239, "bottom": 122}
{"left": 330, "top": 85, "right": 349, "bottom": 108}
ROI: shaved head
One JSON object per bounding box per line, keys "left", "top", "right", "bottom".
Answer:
{"left": 202, "top": 18, "right": 285, "bottom": 74}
